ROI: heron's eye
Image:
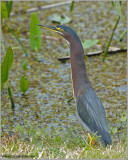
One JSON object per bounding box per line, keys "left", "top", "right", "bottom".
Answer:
{"left": 56, "top": 27, "right": 64, "bottom": 32}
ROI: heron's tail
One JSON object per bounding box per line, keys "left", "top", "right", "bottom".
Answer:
{"left": 100, "top": 133, "right": 112, "bottom": 147}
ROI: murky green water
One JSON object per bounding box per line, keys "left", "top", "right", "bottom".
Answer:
{"left": 1, "top": 1, "right": 127, "bottom": 140}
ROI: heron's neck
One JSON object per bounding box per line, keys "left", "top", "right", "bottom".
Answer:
{"left": 70, "top": 41, "right": 90, "bottom": 98}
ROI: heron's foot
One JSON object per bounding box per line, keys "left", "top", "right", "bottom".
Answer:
{"left": 87, "top": 133, "right": 95, "bottom": 148}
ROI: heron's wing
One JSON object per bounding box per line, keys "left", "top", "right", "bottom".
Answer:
{"left": 76, "top": 87, "right": 112, "bottom": 145}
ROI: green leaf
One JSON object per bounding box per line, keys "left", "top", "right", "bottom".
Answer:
{"left": 111, "top": 1, "right": 115, "bottom": 7}
{"left": 70, "top": 1, "right": 75, "bottom": 12}
{"left": 1, "top": 1, "right": 8, "bottom": 18}
{"left": 5, "top": 1, "right": 13, "bottom": 17}
{"left": 30, "top": 12, "right": 41, "bottom": 51}
{"left": 51, "top": 14, "right": 71, "bottom": 25}
{"left": 121, "top": 116, "right": 127, "bottom": 122}
{"left": 20, "top": 76, "right": 29, "bottom": 93}
{"left": 121, "top": 112, "right": 127, "bottom": 122}
{"left": 36, "top": 130, "right": 42, "bottom": 137}
{"left": 112, "top": 127, "right": 118, "bottom": 134}
{"left": 1, "top": 47, "right": 14, "bottom": 85}
{"left": 23, "top": 60, "right": 28, "bottom": 70}
{"left": 61, "top": 16, "right": 71, "bottom": 25}
{"left": 51, "top": 15, "right": 61, "bottom": 23}
{"left": 15, "top": 125, "right": 24, "bottom": 134}
{"left": 82, "top": 39, "right": 99, "bottom": 49}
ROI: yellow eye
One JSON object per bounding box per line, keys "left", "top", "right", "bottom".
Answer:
{"left": 56, "top": 27, "right": 64, "bottom": 32}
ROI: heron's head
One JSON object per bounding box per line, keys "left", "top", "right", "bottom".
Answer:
{"left": 38, "top": 24, "right": 82, "bottom": 45}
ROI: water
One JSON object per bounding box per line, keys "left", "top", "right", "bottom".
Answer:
{"left": 1, "top": 1, "right": 127, "bottom": 139}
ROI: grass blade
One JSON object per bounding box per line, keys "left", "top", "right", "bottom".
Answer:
{"left": 102, "top": 16, "right": 120, "bottom": 61}
{"left": 7, "top": 81, "right": 15, "bottom": 109}
{"left": 7, "top": 25, "right": 28, "bottom": 56}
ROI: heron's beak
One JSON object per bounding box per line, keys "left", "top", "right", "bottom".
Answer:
{"left": 38, "top": 25, "right": 63, "bottom": 34}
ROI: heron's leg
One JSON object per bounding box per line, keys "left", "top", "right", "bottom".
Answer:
{"left": 87, "top": 133, "right": 95, "bottom": 148}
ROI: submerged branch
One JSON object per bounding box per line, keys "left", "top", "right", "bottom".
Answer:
{"left": 10, "top": 0, "right": 85, "bottom": 16}
{"left": 57, "top": 47, "right": 127, "bottom": 62}
{"left": 41, "top": 35, "right": 126, "bottom": 61}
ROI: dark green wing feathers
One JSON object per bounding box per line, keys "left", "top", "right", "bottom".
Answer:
{"left": 76, "top": 87, "right": 112, "bottom": 147}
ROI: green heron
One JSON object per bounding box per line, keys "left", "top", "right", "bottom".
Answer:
{"left": 38, "top": 24, "right": 112, "bottom": 147}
